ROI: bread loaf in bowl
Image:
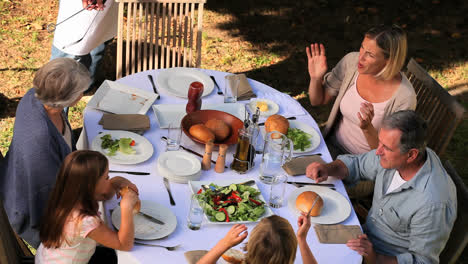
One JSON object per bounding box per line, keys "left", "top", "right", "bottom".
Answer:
{"left": 189, "top": 124, "right": 215, "bottom": 143}
{"left": 295, "top": 191, "right": 323, "bottom": 217}
{"left": 119, "top": 186, "right": 141, "bottom": 214}
{"left": 205, "top": 119, "right": 231, "bottom": 142}
{"left": 265, "top": 114, "right": 289, "bottom": 139}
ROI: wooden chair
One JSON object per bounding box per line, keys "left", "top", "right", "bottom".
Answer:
{"left": 405, "top": 58, "right": 466, "bottom": 156}
{"left": 0, "top": 200, "right": 34, "bottom": 264}
{"left": 439, "top": 160, "right": 468, "bottom": 264}
{"left": 116, "top": 0, "right": 206, "bottom": 79}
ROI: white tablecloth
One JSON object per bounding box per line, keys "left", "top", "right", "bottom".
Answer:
{"left": 82, "top": 69, "right": 362, "bottom": 264}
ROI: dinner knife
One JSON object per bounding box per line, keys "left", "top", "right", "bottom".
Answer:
{"left": 286, "top": 181, "right": 335, "bottom": 187}
{"left": 161, "top": 136, "right": 228, "bottom": 168}
{"left": 210, "top": 75, "right": 223, "bottom": 95}
{"left": 147, "top": 75, "right": 160, "bottom": 99}
{"left": 109, "top": 170, "right": 150, "bottom": 175}
{"left": 258, "top": 116, "right": 296, "bottom": 126}
{"left": 138, "top": 211, "right": 165, "bottom": 225}
{"left": 163, "top": 178, "right": 176, "bottom": 206}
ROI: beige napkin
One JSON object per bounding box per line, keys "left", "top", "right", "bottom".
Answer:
{"left": 98, "top": 114, "right": 150, "bottom": 134}
{"left": 184, "top": 250, "right": 208, "bottom": 264}
{"left": 314, "top": 224, "right": 363, "bottom": 244}
{"left": 282, "top": 155, "right": 325, "bottom": 176}
{"left": 234, "top": 74, "right": 256, "bottom": 101}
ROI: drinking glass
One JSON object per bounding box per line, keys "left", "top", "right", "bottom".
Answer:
{"left": 269, "top": 174, "right": 288, "bottom": 208}
{"left": 187, "top": 194, "right": 205, "bottom": 230}
{"left": 224, "top": 74, "right": 240, "bottom": 103}
{"left": 259, "top": 131, "right": 293, "bottom": 184}
{"left": 166, "top": 122, "right": 182, "bottom": 151}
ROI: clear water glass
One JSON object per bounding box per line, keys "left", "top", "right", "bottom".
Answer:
{"left": 269, "top": 174, "right": 287, "bottom": 208}
{"left": 187, "top": 194, "right": 205, "bottom": 230}
{"left": 166, "top": 122, "right": 182, "bottom": 151}
{"left": 259, "top": 152, "right": 283, "bottom": 184}
{"left": 224, "top": 74, "right": 239, "bottom": 103}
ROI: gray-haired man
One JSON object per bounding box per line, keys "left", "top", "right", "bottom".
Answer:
{"left": 306, "top": 110, "right": 456, "bottom": 264}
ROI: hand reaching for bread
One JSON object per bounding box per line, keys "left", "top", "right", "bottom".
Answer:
{"left": 119, "top": 186, "right": 141, "bottom": 214}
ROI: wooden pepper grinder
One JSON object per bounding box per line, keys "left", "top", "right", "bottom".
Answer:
{"left": 202, "top": 140, "right": 214, "bottom": 170}
{"left": 215, "top": 144, "right": 228, "bottom": 173}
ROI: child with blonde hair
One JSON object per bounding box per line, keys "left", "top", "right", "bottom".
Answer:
{"left": 198, "top": 214, "right": 317, "bottom": 264}
{"left": 36, "top": 150, "right": 139, "bottom": 263}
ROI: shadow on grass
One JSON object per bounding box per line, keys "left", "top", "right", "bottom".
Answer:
{"left": 0, "top": 93, "right": 20, "bottom": 119}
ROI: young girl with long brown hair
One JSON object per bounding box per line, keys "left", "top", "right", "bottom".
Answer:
{"left": 35, "top": 150, "right": 139, "bottom": 263}
{"left": 198, "top": 214, "right": 318, "bottom": 264}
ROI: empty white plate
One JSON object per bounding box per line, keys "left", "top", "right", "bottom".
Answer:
{"left": 156, "top": 68, "right": 214, "bottom": 98}
{"left": 112, "top": 200, "right": 177, "bottom": 240}
{"left": 157, "top": 151, "right": 201, "bottom": 176}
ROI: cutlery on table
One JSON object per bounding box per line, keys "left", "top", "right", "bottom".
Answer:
{"left": 289, "top": 182, "right": 336, "bottom": 190}
{"left": 163, "top": 178, "right": 176, "bottom": 206}
{"left": 138, "top": 211, "right": 165, "bottom": 225}
{"left": 293, "top": 153, "right": 322, "bottom": 158}
{"left": 161, "top": 136, "right": 228, "bottom": 168}
{"left": 286, "top": 181, "right": 335, "bottom": 188}
{"left": 258, "top": 116, "right": 296, "bottom": 126}
{"left": 210, "top": 75, "right": 223, "bottom": 95}
{"left": 109, "top": 170, "right": 150, "bottom": 175}
{"left": 134, "top": 241, "right": 181, "bottom": 251}
{"left": 147, "top": 75, "right": 160, "bottom": 99}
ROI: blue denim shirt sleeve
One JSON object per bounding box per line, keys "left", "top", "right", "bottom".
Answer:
{"left": 337, "top": 150, "right": 382, "bottom": 187}
{"left": 396, "top": 203, "right": 455, "bottom": 264}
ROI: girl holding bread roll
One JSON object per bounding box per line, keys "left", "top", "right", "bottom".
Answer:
{"left": 197, "top": 215, "right": 317, "bottom": 264}
{"left": 36, "top": 150, "right": 140, "bottom": 263}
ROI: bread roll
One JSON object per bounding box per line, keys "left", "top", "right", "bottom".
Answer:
{"left": 205, "top": 119, "right": 231, "bottom": 141}
{"left": 119, "top": 186, "right": 141, "bottom": 214}
{"left": 222, "top": 248, "right": 245, "bottom": 264}
{"left": 265, "top": 114, "right": 289, "bottom": 139}
{"left": 189, "top": 124, "right": 215, "bottom": 143}
{"left": 295, "top": 191, "right": 323, "bottom": 217}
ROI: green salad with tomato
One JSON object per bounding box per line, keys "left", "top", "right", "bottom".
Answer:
{"left": 100, "top": 134, "right": 136, "bottom": 156}
{"left": 195, "top": 183, "right": 266, "bottom": 222}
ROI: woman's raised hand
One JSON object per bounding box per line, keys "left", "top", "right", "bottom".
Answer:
{"left": 306, "top": 43, "right": 328, "bottom": 80}
{"left": 357, "top": 102, "right": 375, "bottom": 130}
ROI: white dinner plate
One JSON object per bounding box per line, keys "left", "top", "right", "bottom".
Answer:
{"left": 112, "top": 200, "right": 177, "bottom": 240}
{"left": 157, "top": 162, "right": 202, "bottom": 183}
{"left": 247, "top": 99, "right": 279, "bottom": 117}
{"left": 87, "top": 80, "right": 158, "bottom": 115}
{"left": 188, "top": 179, "right": 274, "bottom": 224}
{"left": 260, "top": 120, "right": 321, "bottom": 154}
{"left": 91, "top": 130, "right": 154, "bottom": 165}
{"left": 157, "top": 150, "right": 201, "bottom": 177}
{"left": 152, "top": 103, "right": 246, "bottom": 128}
{"left": 287, "top": 186, "right": 351, "bottom": 224}
{"left": 156, "top": 68, "right": 214, "bottom": 98}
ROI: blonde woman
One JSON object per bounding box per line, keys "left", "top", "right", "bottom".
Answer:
{"left": 307, "top": 25, "right": 416, "bottom": 158}
{"left": 197, "top": 214, "right": 317, "bottom": 264}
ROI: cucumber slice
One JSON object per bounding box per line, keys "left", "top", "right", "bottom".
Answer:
{"left": 215, "top": 212, "right": 226, "bottom": 221}
{"left": 226, "top": 205, "right": 236, "bottom": 215}
{"left": 229, "top": 184, "right": 237, "bottom": 191}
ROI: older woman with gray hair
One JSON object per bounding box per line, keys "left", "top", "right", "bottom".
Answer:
{"left": 0, "top": 58, "right": 89, "bottom": 247}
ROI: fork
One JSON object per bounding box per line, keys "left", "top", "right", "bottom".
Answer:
{"left": 134, "top": 241, "right": 181, "bottom": 251}
{"left": 291, "top": 182, "right": 336, "bottom": 191}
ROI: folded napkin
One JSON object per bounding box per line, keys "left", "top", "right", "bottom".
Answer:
{"left": 282, "top": 155, "right": 325, "bottom": 176}
{"left": 314, "top": 224, "right": 363, "bottom": 244}
{"left": 228, "top": 74, "right": 256, "bottom": 101}
{"left": 99, "top": 114, "right": 150, "bottom": 134}
{"left": 253, "top": 92, "right": 307, "bottom": 117}
{"left": 184, "top": 250, "right": 208, "bottom": 264}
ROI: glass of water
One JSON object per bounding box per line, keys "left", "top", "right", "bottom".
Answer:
{"left": 269, "top": 174, "right": 288, "bottom": 208}
{"left": 166, "top": 122, "right": 182, "bottom": 151}
{"left": 187, "top": 194, "right": 205, "bottom": 230}
{"left": 224, "top": 74, "right": 240, "bottom": 103}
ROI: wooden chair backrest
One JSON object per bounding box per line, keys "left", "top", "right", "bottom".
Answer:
{"left": 0, "top": 199, "right": 32, "bottom": 264}
{"left": 440, "top": 160, "right": 468, "bottom": 264}
{"left": 116, "top": 0, "right": 206, "bottom": 79}
{"left": 405, "top": 58, "right": 465, "bottom": 156}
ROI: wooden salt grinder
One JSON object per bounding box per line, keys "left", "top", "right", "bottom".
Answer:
{"left": 215, "top": 144, "right": 228, "bottom": 173}
{"left": 202, "top": 140, "right": 214, "bottom": 170}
